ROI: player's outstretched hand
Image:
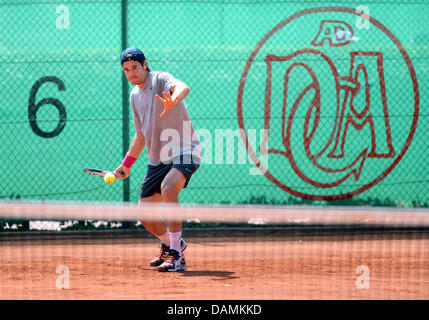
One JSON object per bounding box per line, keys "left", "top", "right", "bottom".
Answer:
{"left": 114, "top": 164, "right": 130, "bottom": 179}
{"left": 156, "top": 91, "right": 179, "bottom": 118}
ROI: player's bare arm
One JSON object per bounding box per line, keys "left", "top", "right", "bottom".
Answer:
{"left": 170, "top": 81, "right": 190, "bottom": 101}
{"left": 156, "top": 81, "right": 190, "bottom": 118}
{"left": 115, "top": 132, "right": 145, "bottom": 179}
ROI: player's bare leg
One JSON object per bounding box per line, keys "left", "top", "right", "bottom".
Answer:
{"left": 140, "top": 183, "right": 187, "bottom": 268}
{"left": 138, "top": 193, "right": 167, "bottom": 237}
{"left": 157, "top": 168, "right": 188, "bottom": 272}
{"left": 160, "top": 168, "right": 187, "bottom": 232}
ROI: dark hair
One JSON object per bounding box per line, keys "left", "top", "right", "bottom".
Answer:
{"left": 139, "top": 60, "right": 151, "bottom": 72}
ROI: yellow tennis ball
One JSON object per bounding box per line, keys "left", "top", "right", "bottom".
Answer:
{"left": 104, "top": 172, "right": 115, "bottom": 184}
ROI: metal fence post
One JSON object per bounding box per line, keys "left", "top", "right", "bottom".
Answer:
{"left": 121, "top": 0, "right": 130, "bottom": 202}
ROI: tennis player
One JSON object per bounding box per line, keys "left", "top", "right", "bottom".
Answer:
{"left": 115, "top": 47, "right": 201, "bottom": 272}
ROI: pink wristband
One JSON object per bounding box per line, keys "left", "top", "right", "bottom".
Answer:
{"left": 122, "top": 153, "right": 137, "bottom": 168}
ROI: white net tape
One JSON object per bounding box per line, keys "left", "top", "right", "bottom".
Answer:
{"left": 1, "top": 200, "right": 429, "bottom": 226}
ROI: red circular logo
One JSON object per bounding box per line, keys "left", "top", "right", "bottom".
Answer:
{"left": 237, "top": 7, "right": 419, "bottom": 200}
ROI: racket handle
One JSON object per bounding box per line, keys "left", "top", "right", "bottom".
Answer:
{"left": 118, "top": 170, "right": 126, "bottom": 177}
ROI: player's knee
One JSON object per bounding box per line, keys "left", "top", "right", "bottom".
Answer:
{"left": 160, "top": 183, "right": 179, "bottom": 199}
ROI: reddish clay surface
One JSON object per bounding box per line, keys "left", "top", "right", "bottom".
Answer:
{"left": 0, "top": 234, "right": 428, "bottom": 299}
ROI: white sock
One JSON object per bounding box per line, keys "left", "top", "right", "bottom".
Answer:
{"left": 169, "top": 231, "right": 182, "bottom": 255}
{"left": 158, "top": 231, "right": 170, "bottom": 246}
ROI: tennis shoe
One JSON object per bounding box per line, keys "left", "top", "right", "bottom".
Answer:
{"left": 149, "top": 238, "right": 187, "bottom": 267}
{"left": 157, "top": 249, "right": 187, "bottom": 272}
{"left": 179, "top": 238, "right": 187, "bottom": 252}
{"left": 149, "top": 242, "right": 170, "bottom": 267}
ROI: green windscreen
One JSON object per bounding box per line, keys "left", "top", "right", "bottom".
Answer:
{"left": 1, "top": 0, "right": 427, "bottom": 206}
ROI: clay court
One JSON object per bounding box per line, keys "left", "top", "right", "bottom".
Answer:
{"left": 0, "top": 232, "right": 428, "bottom": 300}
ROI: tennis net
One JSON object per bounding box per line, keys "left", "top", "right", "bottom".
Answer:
{"left": 0, "top": 200, "right": 428, "bottom": 300}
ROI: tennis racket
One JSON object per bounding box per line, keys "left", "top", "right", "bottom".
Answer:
{"left": 82, "top": 168, "right": 126, "bottom": 178}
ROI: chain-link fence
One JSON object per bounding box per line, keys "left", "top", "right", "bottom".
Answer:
{"left": 1, "top": 0, "right": 428, "bottom": 207}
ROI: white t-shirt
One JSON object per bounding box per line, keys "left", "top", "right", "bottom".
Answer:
{"left": 130, "top": 71, "right": 201, "bottom": 165}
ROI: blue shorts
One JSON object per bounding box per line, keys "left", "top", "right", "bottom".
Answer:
{"left": 140, "top": 155, "right": 200, "bottom": 199}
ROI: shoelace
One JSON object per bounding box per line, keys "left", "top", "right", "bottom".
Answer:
{"left": 167, "top": 253, "right": 179, "bottom": 263}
